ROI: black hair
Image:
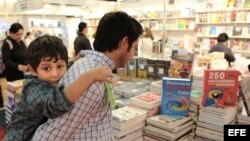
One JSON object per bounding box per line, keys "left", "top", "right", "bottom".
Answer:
{"left": 78, "top": 22, "right": 87, "bottom": 33}
{"left": 9, "top": 23, "right": 23, "bottom": 34}
{"left": 25, "top": 32, "right": 31, "bottom": 39}
{"left": 217, "top": 33, "right": 229, "bottom": 42}
{"left": 26, "top": 35, "right": 68, "bottom": 71}
{"left": 93, "top": 11, "right": 143, "bottom": 52}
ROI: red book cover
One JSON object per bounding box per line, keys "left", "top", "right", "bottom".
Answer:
{"left": 202, "top": 70, "right": 239, "bottom": 108}
{"left": 130, "top": 92, "right": 161, "bottom": 110}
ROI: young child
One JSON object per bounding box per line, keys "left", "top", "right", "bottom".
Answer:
{"left": 4, "top": 35, "right": 113, "bottom": 141}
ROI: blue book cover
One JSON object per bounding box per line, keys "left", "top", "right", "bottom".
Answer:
{"left": 161, "top": 77, "right": 192, "bottom": 117}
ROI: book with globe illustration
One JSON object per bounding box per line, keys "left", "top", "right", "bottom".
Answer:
{"left": 161, "top": 77, "right": 192, "bottom": 117}
{"left": 168, "top": 49, "right": 194, "bottom": 79}
{"left": 202, "top": 70, "right": 239, "bottom": 108}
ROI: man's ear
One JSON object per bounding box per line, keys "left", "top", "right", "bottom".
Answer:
{"left": 120, "top": 36, "right": 129, "bottom": 50}
{"left": 29, "top": 65, "right": 37, "bottom": 76}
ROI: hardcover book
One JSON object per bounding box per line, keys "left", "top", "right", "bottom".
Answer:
{"left": 202, "top": 70, "right": 239, "bottom": 108}
{"left": 161, "top": 77, "right": 192, "bottom": 117}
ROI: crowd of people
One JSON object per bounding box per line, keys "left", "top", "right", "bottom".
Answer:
{"left": 0, "top": 10, "right": 239, "bottom": 141}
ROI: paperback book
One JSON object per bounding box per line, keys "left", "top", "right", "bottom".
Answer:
{"left": 202, "top": 70, "right": 239, "bottom": 108}
{"left": 161, "top": 77, "right": 192, "bottom": 117}
{"left": 168, "top": 49, "right": 194, "bottom": 79}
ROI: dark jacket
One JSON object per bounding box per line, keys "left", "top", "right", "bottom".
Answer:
{"left": 1, "top": 36, "right": 28, "bottom": 81}
{"left": 209, "top": 43, "right": 235, "bottom": 65}
{"left": 74, "top": 33, "right": 92, "bottom": 56}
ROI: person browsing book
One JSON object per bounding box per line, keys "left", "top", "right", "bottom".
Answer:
{"left": 32, "top": 11, "right": 143, "bottom": 140}
{"left": 209, "top": 33, "right": 235, "bottom": 67}
{"left": 1, "top": 23, "right": 29, "bottom": 81}
{"left": 138, "top": 27, "right": 154, "bottom": 57}
{"left": 4, "top": 35, "right": 113, "bottom": 141}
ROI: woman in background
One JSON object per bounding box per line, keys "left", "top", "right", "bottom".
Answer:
{"left": 138, "top": 27, "right": 154, "bottom": 57}
{"left": 1, "top": 23, "right": 29, "bottom": 81}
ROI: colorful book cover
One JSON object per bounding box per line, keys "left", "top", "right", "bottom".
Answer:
{"left": 168, "top": 50, "right": 194, "bottom": 79}
{"left": 161, "top": 77, "right": 192, "bottom": 117}
{"left": 137, "top": 57, "right": 147, "bottom": 78}
{"left": 202, "top": 70, "right": 239, "bottom": 108}
{"left": 127, "top": 57, "right": 138, "bottom": 77}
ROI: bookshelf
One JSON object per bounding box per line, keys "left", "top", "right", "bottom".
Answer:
{"left": 165, "top": 9, "right": 195, "bottom": 31}
{"left": 195, "top": 8, "right": 250, "bottom": 56}
{"left": 28, "top": 18, "right": 68, "bottom": 47}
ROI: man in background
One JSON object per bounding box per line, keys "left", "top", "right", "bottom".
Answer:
{"left": 74, "top": 22, "right": 92, "bottom": 56}
{"left": 209, "top": 32, "right": 235, "bottom": 67}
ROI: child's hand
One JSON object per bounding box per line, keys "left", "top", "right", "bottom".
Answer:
{"left": 92, "top": 66, "right": 113, "bottom": 83}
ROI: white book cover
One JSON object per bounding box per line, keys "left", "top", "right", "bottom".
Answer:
{"left": 112, "top": 106, "right": 147, "bottom": 130}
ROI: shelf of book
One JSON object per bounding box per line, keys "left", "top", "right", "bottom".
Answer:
{"left": 196, "top": 22, "right": 250, "bottom": 25}
{"left": 166, "top": 16, "right": 195, "bottom": 20}
{"left": 28, "top": 18, "right": 68, "bottom": 47}
{"left": 139, "top": 18, "right": 162, "bottom": 21}
{"left": 197, "top": 35, "right": 250, "bottom": 39}
{"left": 196, "top": 8, "right": 250, "bottom": 13}
{"left": 166, "top": 29, "right": 195, "bottom": 31}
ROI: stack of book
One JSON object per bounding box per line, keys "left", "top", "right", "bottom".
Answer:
{"left": 237, "top": 107, "right": 250, "bottom": 124}
{"left": 113, "top": 80, "right": 151, "bottom": 97}
{"left": 130, "top": 92, "right": 161, "bottom": 117}
{"left": 189, "top": 103, "right": 199, "bottom": 123}
{"left": 190, "top": 75, "right": 204, "bottom": 105}
{"left": 123, "top": 86, "right": 149, "bottom": 98}
{"left": 112, "top": 106, "right": 147, "bottom": 141}
{"left": 237, "top": 113, "right": 250, "bottom": 124}
{"left": 116, "top": 98, "right": 131, "bottom": 108}
{"left": 5, "top": 80, "right": 23, "bottom": 123}
{"left": 149, "top": 81, "right": 162, "bottom": 95}
{"left": 195, "top": 106, "right": 237, "bottom": 141}
{"left": 144, "top": 115, "right": 194, "bottom": 141}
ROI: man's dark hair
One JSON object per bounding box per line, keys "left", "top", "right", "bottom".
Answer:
{"left": 9, "top": 23, "right": 23, "bottom": 34}
{"left": 26, "top": 35, "right": 68, "bottom": 71}
{"left": 217, "top": 33, "right": 229, "bottom": 42}
{"left": 78, "top": 22, "right": 87, "bottom": 33}
{"left": 93, "top": 11, "right": 143, "bottom": 52}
